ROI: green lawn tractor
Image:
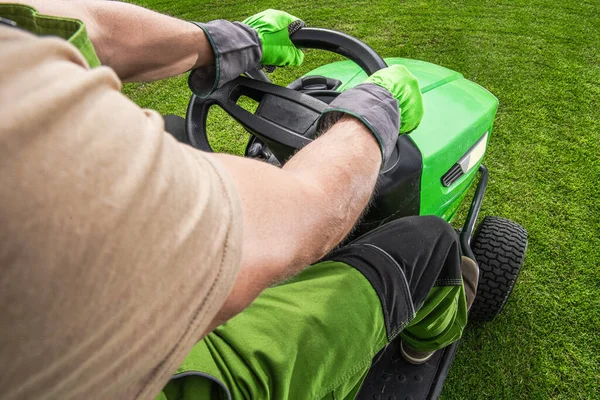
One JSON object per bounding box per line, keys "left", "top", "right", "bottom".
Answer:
{"left": 164, "top": 27, "right": 528, "bottom": 399}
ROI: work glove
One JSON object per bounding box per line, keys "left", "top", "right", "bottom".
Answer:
{"left": 318, "top": 65, "right": 424, "bottom": 166}
{"left": 243, "top": 9, "right": 305, "bottom": 69}
{"left": 188, "top": 10, "right": 304, "bottom": 97}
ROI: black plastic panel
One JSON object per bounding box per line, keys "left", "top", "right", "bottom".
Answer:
{"left": 287, "top": 75, "right": 343, "bottom": 91}
{"left": 255, "top": 94, "right": 320, "bottom": 136}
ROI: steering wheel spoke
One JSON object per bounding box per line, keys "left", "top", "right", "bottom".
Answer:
{"left": 187, "top": 77, "right": 328, "bottom": 161}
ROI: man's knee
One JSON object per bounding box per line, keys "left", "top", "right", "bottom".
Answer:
{"left": 400, "top": 215, "right": 457, "bottom": 242}
{"left": 323, "top": 215, "right": 462, "bottom": 341}
{"left": 352, "top": 215, "right": 457, "bottom": 255}
{"left": 346, "top": 215, "right": 462, "bottom": 299}
{"left": 394, "top": 215, "right": 455, "bottom": 234}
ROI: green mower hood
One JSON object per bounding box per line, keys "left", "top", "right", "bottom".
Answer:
{"left": 305, "top": 58, "right": 498, "bottom": 220}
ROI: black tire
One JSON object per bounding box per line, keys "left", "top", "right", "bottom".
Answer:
{"left": 469, "top": 216, "right": 528, "bottom": 321}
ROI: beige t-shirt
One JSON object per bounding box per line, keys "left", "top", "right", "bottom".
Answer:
{"left": 0, "top": 26, "right": 242, "bottom": 399}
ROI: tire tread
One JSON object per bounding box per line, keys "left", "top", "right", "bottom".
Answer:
{"left": 469, "top": 216, "right": 528, "bottom": 321}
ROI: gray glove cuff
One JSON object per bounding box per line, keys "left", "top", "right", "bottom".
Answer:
{"left": 317, "top": 83, "right": 400, "bottom": 165}
{"left": 188, "top": 20, "right": 262, "bottom": 97}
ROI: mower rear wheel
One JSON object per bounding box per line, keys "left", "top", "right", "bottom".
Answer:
{"left": 469, "top": 216, "right": 528, "bottom": 321}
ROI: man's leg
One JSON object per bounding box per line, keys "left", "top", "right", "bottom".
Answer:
{"left": 327, "top": 216, "right": 468, "bottom": 360}
{"left": 158, "top": 216, "right": 467, "bottom": 399}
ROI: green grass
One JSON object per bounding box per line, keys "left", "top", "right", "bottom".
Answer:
{"left": 123, "top": 0, "right": 599, "bottom": 398}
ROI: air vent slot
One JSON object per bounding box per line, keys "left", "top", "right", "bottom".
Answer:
{"left": 441, "top": 132, "right": 489, "bottom": 187}
{"left": 442, "top": 164, "right": 464, "bottom": 187}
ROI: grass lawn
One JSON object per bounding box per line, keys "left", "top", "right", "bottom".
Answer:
{"left": 123, "top": 0, "right": 599, "bottom": 398}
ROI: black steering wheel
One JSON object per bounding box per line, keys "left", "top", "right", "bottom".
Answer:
{"left": 185, "top": 28, "right": 388, "bottom": 162}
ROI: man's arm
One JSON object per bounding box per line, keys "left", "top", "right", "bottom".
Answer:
{"left": 205, "top": 116, "right": 382, "bottom": 329}
{"left": 12, "top": 0, "right": 214, "bottom": 81}
{"left": 204, "top": 63, "right": 422, "bottom": 330}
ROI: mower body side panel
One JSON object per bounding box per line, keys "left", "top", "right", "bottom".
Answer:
{"left": 304, "top": 58, "right": 498, "bottom": 221}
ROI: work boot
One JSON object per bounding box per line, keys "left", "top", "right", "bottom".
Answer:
{"left": 461, "top": 256, "right": 479, "bottom": 311}
{"left": 400, "top": 341, "right": 436, "bottom": 365}
{"left": 400, "top": 256, "right": 480, "bottom": 365}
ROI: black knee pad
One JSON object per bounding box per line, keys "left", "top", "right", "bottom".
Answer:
{"left": 325, "top": 216, "right": 463, "bottom": 340}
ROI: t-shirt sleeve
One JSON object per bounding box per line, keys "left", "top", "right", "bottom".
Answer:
{"left": 0, "top": 26, "right": 242, "bottom": 399}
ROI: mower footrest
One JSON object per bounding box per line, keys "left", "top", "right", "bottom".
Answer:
{"left": 356, "top": 339, "right": 460, "bottom": 400}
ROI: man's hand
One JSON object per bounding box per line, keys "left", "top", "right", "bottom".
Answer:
{"left": 243, "top": 9, "right": 305, "bottom": 67}
{"left": 189, "top": 9, "right": 303, "bottom": 96}
{"left": 365, "top": 65, "right": 424, "bottom": 133}
{"left": 318, "top": 65, "right": 424, "bottom": 164}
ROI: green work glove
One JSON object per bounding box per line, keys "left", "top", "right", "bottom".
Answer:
{"left": 364, "top": 65, "right": 424, "bottom": 134}
{"left": 318, "top": 65, "right": 424, "bottom": 165}
{"left": 243, "top": 9, "right": 305, "bottom": 67}
{"left": 188, "top": 10, "right": 305, "bottom": 97}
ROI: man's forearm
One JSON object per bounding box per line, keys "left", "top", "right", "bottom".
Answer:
{"left": 13, "top": 0, "right": 214, "bottom": 81}
{"left": 206, "top": 116, "right": 381, "bottom": 328}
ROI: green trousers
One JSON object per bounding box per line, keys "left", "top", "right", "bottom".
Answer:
{"left": 157, "top": 215, "right": 467, "bottom": 400}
